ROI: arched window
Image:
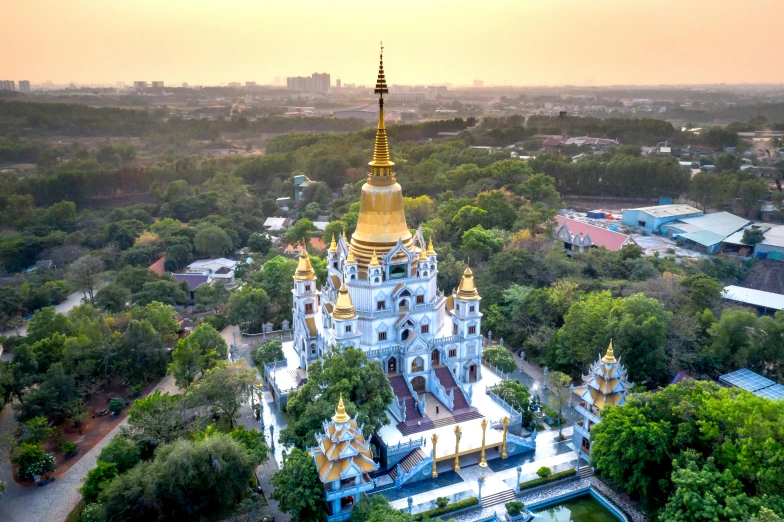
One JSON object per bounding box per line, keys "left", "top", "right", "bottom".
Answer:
{"left": 411, "top": 356, "right": 424, "bottom": 373}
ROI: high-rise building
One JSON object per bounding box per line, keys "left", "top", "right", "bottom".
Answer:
{"left": 182, "top": 82, "right": 189, "bottom": 88}
{"left": 287, "top": 72, "right": 330, "bottom": 92}
{"left": 0, "top": 80, "right": 16, "bottom": 91}
{"left": 151, "top": 81, "right": 164, "bottom": 88}
{"left": 336, "top": 78, "right": 341, "bottom": 89}
{"left": 245, "top": 81, "right": 257, "bottom": 88}
{"left": 473, "top": 79, "right": 484, "bottom": 88}
{"left": 273, "top": 76, "right": 281, "bottom": 86}
{"left": 228, "top": 82, "right": 241, "bottom": 88}
{"left": 18, "top": 80, "right": 30, "bottom": 93}
{"left": 133, "top": 81, "right": 147, "bottom": 90}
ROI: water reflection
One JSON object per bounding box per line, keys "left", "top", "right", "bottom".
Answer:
{"left": 531, "top": 495, "right": 620, "bottom": 522}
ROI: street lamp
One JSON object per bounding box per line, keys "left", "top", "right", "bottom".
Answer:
{"left": 543, "top": 367, "right": 549, "bottom": 390}
{"left": 269, "top": 425, "right": 274, "bottom": 449}
{"left": 407, "top": 496, "right": 413, "bottom": 515}
{"left": 478, "top": 474, "right": 486, "bottom": 505}
{"left": 516, "top": 466, "right": 522, "bottom": 493}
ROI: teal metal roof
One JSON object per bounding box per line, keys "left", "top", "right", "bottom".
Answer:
{"left": 678, "top": 230, "right": 726, "bottom": 247}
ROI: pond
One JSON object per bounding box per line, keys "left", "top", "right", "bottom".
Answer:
{"left": 531, "top": 494, "right": 620, "bottom": 522}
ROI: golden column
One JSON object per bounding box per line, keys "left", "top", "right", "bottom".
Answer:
{"left": 479, "top": 419, "right": 488, "bottom": 468}
{"left": 431, "top": 433, "right": 439, "bottom": 478}
{"left": 501, "top": 417, "right": 510, "bottom": 459}
{"left": 453, "top": 426, "right": 461, "bottom": 471}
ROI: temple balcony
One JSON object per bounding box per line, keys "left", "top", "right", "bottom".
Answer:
{"left": 324, "top": 474, "right": 374, "bottom": 502}
{"left": 575, "top": 402, "right": 601, "bottom": 425}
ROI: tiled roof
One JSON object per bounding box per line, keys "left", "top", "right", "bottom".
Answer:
{"left": 148, "top": 257, "right": 166, "bottom": 276}
{"left": 172, "top": 273, "right": 209, "bottom": 290}
{"left": 555, "top": 216, "right": 633, "bottom": 252}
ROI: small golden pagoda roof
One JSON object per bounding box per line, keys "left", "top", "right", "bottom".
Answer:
{"left": 294, "top": 249, "right": 316, "bottom": 280}
{"left": 419, "top": 247, "right": 428, "bottom": 261}
{"left": 332, "top": 282, "right": 356, "bottom": 320}
{"left": 456, "top": 266, "right": 480, "bottom": 301}
{"left": 346, "top": 246, "right": 356, "bottom": 263}
{"left": 602, "top": 340, "right": 617, "bottom": 364}
{"left": 333, "top": 394, "right": 350, "bottom": 424}
{"left": 369, "top": 249, "right": 381, "bottom": 267}
{"left": 426, "top": 237, "right": 436, "bottom": 256}
{"left": 328, "top": 234, "right": 337, "bottom": 253}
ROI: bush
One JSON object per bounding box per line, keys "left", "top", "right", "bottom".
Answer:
{"left": 11, "top": 443, "right": 56, "bottom": 480}
{"left": 536, "top": 466, "right": 552, "bottom": 478}
{"left": 435, "top": 496, "right": 450, "bottom": 508}
{"left": 519, "top": 468, "right": 576, "bottom": 491}
{"left": 80, "top": 461, "right": 118, "bottom": 503}
{"left": 126, "top": 383, "right": 142, "bottom": 398}
{"left": 81, "top": 503, "right": 104, "bottom": 522}
{"left": 97, "top": 435, "right": 141, "bottom": 473}
{"left": 251, "top": 340, "right": 285, "bottom": 368}
{"left": 413, "top": 497, "right": 478, "bottom": 520}
{"left": 24, "top": 416, "right": 53, "bottom": 443}
{"left": 61, "top": 441, "right": 78, "bottom": 454}
{"left": 506, "top": 501, "right": 525, "bottom": 516}
{"left": 483, "top": 345, "right": 517, "bottom": 374}
{"left": 205, "top": 313, "right": 229, "bottom": 331}
{"left": 109, "top": 398, "right": 124, "bottom": 415}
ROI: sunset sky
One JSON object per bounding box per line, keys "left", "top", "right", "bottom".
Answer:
{"left": 3, "top": 0, "right": 784, "bottom": 87}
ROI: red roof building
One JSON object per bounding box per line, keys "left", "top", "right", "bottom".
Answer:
{"left": 554, "top": 216, "right": 636, "bottom": 252}
{"left": 284, "top": 237, "right": 327, "bottom": 255}
{"left": 148, "top": 256, "right": 166, "bottom": 276}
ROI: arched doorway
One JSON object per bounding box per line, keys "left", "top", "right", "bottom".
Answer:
{"left": 399, "top": 299, "right": 409, "bottom": 312}
{"left": 410, "top": 376, "right": 426, "bottom": 392}
{"left": 387, "top": 357, "right": 398, "bottom": 374}
{"left": 402, "top": 329, "right": 411, "bottom": 341}
{"left": 411, "top": 356, "right": 424, "bottom": 373}
{"left": 468, "top": 364, "right": 478, "bottom": 383}
{"left": 430, "top": 349, "right": 440, "bottom": 366}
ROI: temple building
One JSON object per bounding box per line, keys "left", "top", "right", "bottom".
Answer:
{"left": 282, "top": 46, "right": 537, "bottom": 521}
{"left": 571, "top": 341, "right": 633, "bottom": 462}
{"left": 310, "top": 395, "right": 379, "bottom": 521}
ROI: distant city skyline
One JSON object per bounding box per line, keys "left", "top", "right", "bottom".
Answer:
{"left": 3, "top": 0, "right": 784, "bottom": 86}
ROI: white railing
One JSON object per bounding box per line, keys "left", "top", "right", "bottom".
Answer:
{"left": 506, "top": 428, "right": 537, "bottom": 450}
{"left": 387, "top": 436, "right": 425, "bottom": 456}
{"left": 388, "top": 395, "right": 406, "bottom": 423}
{"left": 445, "top": 363, "right": 473, "bottom": 404}
{"left": 325, "top": 480, "right": 374, "bottom": 502}
{"left": 482, "top": 359, "right": 510, "bottom": 380}
{"left": 396, "top": 453, "right": 433, "bottom": 487}
{"left": 488, "top": 388, "right": 523, "bottom": 424}
{"left": 405, "top": 377, "right": 426, "bottom": 417}
{"left": 428, "top": 368, "right": 455, "bottom": 411}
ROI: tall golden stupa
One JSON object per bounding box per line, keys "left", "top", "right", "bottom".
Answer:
{"left": 349, "top": 43, "right": 414, "bottom": 267}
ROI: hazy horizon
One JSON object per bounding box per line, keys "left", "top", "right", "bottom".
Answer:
{"left": 4, "top": 0, "right": 784, "bottom": 87}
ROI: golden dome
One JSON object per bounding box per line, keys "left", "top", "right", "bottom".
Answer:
{"left": 329, "top": 234, "right": 337, "bottom": 253}
{"left": 602, "top": 340, "right": 617, "bottom": 364}
{"left": 350, "top": 45, "right": 414, "bottom": 267}
{"left": 332, "top": 394, "right": 350, "bottom": 424}
{"left": 426, "top": 237, "right": 436, "bottom": 256}
{"left": 455, "top": 266, "right": 480, "bottom": 301}
{"left": 294, "top": 249, "right": 316, "bottom": 280}
{"left": 333, "top": 282, "right": 356, "bottom": 320}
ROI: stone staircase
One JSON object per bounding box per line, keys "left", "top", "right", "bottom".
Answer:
{"left": 388, "top": 448, "right": 426, "bottom": 481}
{"left": 433, "top": 366, "right": 469, "bottom": 410}
{"left": 578, "top": 465, "right": 594, "bottom": 479}
{"left": 388, "top": 374, "right": 421, "bottom": 420}
{"left": 288, "top": 369, "right": 307, "bottom": 387}
{"left": 481, "top": 489, "right": 518, "bottom": 508}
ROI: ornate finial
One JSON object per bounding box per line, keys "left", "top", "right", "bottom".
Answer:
{"left": 426, "top": 236, "right": 436, "bottom": 256}
{"left": 329, "top": 234, "right": 337, "bottom": 253}
{"left": 342, "top": 228, "right": 347, "bottom": 242}
{"left": 456, "top": 262, "right": 479, "bottom": 301}
{"left": 602, "top": 339, "right": 617, "bottom": 364}
{"left": 346, "top": 246, "right": 356, "bottom": 263}
{"left": 370, "top": 43, "right": 393, "bottom": 174}
{"left": 333, "top": 282, "right": 356, "bottom": 320}
{"left": 333, "top": 393, "right": 350, "bottom": 423}
{"left": 369, "top": 248, "right": 381, "bottom": 267}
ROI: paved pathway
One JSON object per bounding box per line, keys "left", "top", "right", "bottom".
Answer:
{"left": 13, "top": 289, "right": 93, "bottom": 337}
{"left": 0, "top": 375, "right": 179, "bottom": 522}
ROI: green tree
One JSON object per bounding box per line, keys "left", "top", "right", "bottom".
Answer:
{"left": 194, "top": 282, "right": 229, "bottom": 312}
{"left": 133, "top": 278, "right": 187, "bottom": 306}
{"left": 97, "top": 435, "right": 141, "bottom": 473}
{"left": 186, "top": 361, "right": 257, "bottom": 428}
{"left": 247, "top": 232, "right": 272, "bottom": 255}
{"left": 546, "top": 371, "right": 572, "bottom": 438}
{"left": 129, "top": 302, "right": 180, "bottom": 343}
{"left": 227, "top": 286, "right": 276, "bottom": 333}
{"left": 742, "top": 228, "right": 765, "bottom": 246}
{"left": 550, "top": 292, "right": 614, "bottom": 377}
{"left": 680, "top": 273, "right": 722, "bottom": 313}
{"left": 250, "top": 340, "right": 285, "bottom": 368}
{"left": 281, "top": 345, "right": 393, "bottom": 449}
{"left": 285, "top": 218, "right": 318, "bottom": 246}
{"left": 94, "top": 284, "right": 131, "bottom": 314}
{"left": 81, "top": 460, "right": 119, "bottom": 503}
{"left": 67, "top": 254, "right": 105, "bottom": 300}
{"left": 483, "top": 346, "right": 517, "bottom": 374}
{"left": 461, "top": 225, "right": 504, "bottom": 261}
{"left": 122, "top": 319, "right": 167, "bottom": 382}
{"left": 169, "top": 338, "right": 202, "bottom": 389}
{"left": 194, "top": 226, "right": 233, "bottom": 258}
{"left": 271, "top": 447, "right": 328, "bottom": 522}
{"left": 127, "top": 391, "right": 188, "bottom": 452}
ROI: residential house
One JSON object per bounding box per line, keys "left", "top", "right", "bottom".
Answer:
{"left": 554, "top": 216, "right": 636, "bottom": 253}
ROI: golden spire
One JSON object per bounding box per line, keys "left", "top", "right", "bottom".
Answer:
{"left": 332, "top": 282, "right": 356, "bottom": 320}
{"left": 346, "top": 246, "right": 356, "bottom": 263}
{"left": 349, "top": 44, "right": 414, "bottom": 265}
{"left": 602, "top": 339, "right": 617, "bottom": 364}
{"left": 369, "top": 41, "right": 393, "bottom": 174}
{"left": 419, "top": 247, "right": 428, "bottom": 261}
{"left": 369, "top": 248, "right": 381, "bottom": 267}
{"left": 426, "top": 236, "right": 436, "bottom": 256}
{"left": 456, "top": 265, "right": 480, "bottom": 301}
{"left": 329, "top": 234, "right": 337, "bottom": 253}
{"left": 332, "top": 394, "right": 350, "bottom": 424}
{"left": 342, "top": 228, "right": 348, "bottom": 243}
{"left": 294, "top": 248, "right": 316, "bottom": 280}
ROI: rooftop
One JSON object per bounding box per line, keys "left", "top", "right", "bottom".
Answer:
{"left": 719, "top": 368, "right": 784, "bottom": 400}
{"left": 628, "top": 204, "right": 702, "bottom": 218}
{"left": 554, "top": 216, "right": 633, "bottom": 252}
{"left": 722, "top": 285, "right": 784, "bottom": 311}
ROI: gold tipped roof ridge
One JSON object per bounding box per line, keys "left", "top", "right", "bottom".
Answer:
{"left": 333, "top": 394, "right": 350, "bottom": 424}
{"left": 329, "top": 234, "right": 337, "bottom": 253}
{"left": 369, "top": 249, "right": 381, "bottom": 267}
{"left": 294, "top": 248, "right": 316, "bottom": 280}
{"left": 456, "top": 264, "right": 480, "bottom": 301}
{"left": 333, "top": 281, "right": 356, "bottom": 320}
{"left": 426, "top": 236, "right": 436, "bottom": 255}
{"left": 602, "top": 340, "right": 617, "bottom": 364}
